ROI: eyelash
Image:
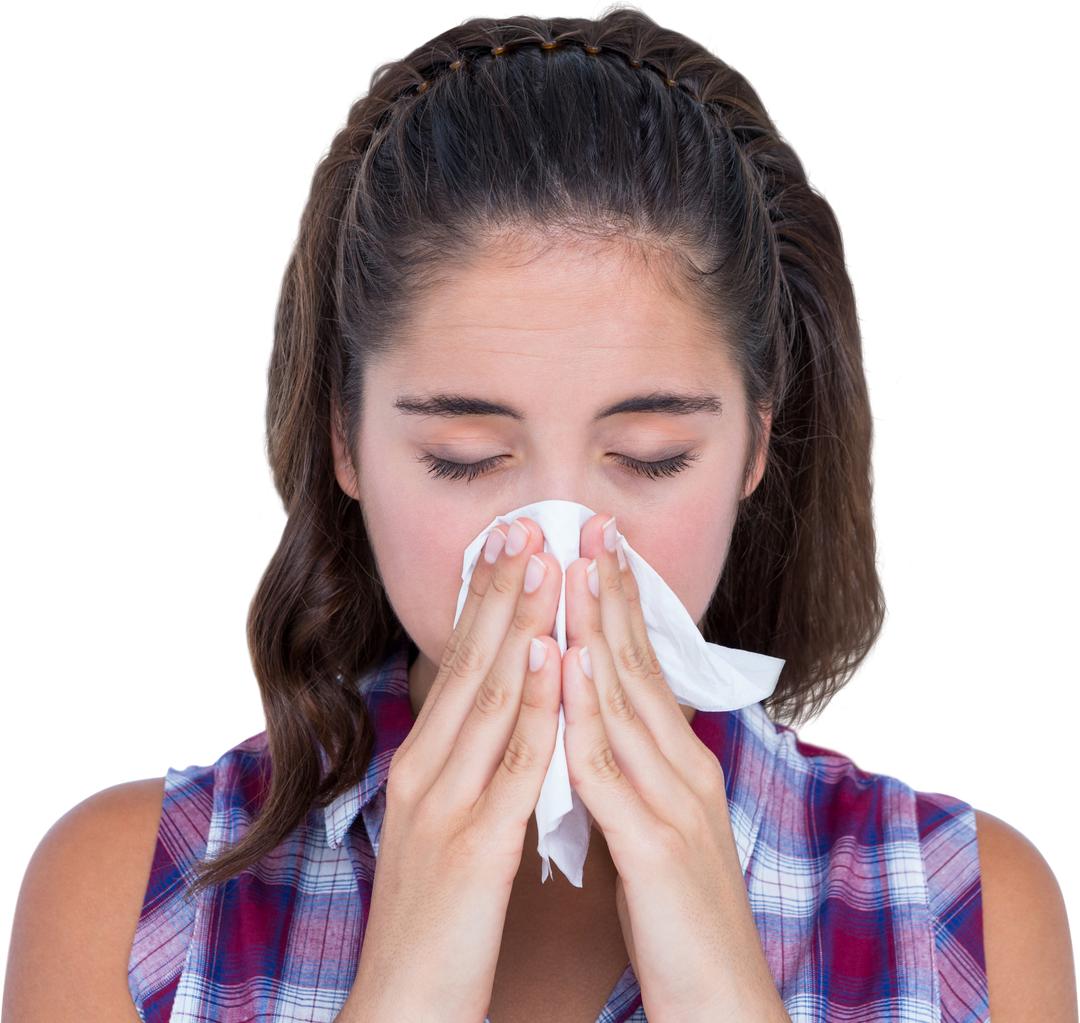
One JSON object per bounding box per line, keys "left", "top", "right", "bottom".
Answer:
{"left": 419, "top": 451, "right": 698, "bottom": 482}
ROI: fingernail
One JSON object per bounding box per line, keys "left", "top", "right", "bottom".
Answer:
{"left": 529, "top": 637, "right": 547, "bottom": 672}
{"left": 587, "top": 559, "right": 599, "bottom": 598}
{"left": 602, "top": 516, "right": 617, "bottom": 553}
{"left": 523, "top": 554, "right": 546, "bottom": 593}
{"left": 505, "top": 519, "right": 530, "bottom": 557}
{"left": 579, "top": 645, "right": 593, "bottom": 679}
{"left": 616, "top": 540, "right": 627, "bottom": 571}
{"left": 483, "top": 528, "right": 506, "bottom": 564}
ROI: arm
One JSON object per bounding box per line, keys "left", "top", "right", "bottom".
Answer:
{"left": 977, "top": 810, "right": 1077, "bottom": 1023}
{"left": 2, "top": 778, "right": 164, "bottom": 1023}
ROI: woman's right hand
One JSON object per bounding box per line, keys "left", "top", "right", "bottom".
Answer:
{"left": 342, "top": 517, "right": 563, "bottom": 1023}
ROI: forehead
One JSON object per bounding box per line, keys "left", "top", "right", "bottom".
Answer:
{"left": 382, "top": 231, "right": 736, "bottom": 388}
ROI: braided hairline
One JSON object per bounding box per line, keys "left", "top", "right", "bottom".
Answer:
{"left": 401, "top": 31, "right": 773, "bottom": 224}
{"left": 416, "top": 34, "right": 695, "bottom": 98}
{"left": 388, "top": 31, "right": 777, "bottom": 260}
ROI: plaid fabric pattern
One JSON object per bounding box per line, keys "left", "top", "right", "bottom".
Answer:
{"left": 129, "top": 649, "right": 987, "bottom": 1022}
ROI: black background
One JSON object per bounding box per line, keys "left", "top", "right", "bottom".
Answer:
{"left": 10, "top": 2, "right": 1071, "bottom": 920}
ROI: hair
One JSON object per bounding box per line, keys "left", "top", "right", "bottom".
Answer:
{"left": 194, "top": 7, "right": 884, "bottom": 889}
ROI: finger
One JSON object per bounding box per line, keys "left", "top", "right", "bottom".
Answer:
{"left": 575, "top": 515, "right": 691, "bottom": 756}
{"left": 563, "top": 511, "right": 622, "bottom": 648}
{"left": 393, "top": 517, "right": 551, "bottom": 781}
{"left": 438, "top": 551, "right": 564, "bottom": 801}
{"left": 562, "top": 555, "right": 594, "bottom": 652}
{"left": 561, "top": 645, "right": 664, "bottom": 846}
{"left": 404, "top": 527, "right": 507, "bottom": 743}
{"left": 600, "top": 527, "right": 665, "bottom": 712}
{"left": 568, "top": 623, "right": 688, "bottom": 808}
{"left": 565, "top": 542, "right": 695, "bottom": 799}
{"left": 472, "top": 634, "right": 562, "bottom": 827}
{"left": 397, "top": 525, "right": 505, "bottom": 764}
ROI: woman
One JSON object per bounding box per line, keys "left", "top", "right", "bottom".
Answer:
{"left": 4, "top": 10, "right": 1075, "bottom": 1023}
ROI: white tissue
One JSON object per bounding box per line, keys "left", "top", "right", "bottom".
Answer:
{"left": 454, "top": 500, "right": 784, "bottom": 887}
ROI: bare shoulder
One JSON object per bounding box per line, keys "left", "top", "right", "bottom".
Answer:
{"left": 976, "top": 809, "right": 1078, "bottom": 1023}
{"left": 3, "top": 778, "right": 165, "bottom": 1023}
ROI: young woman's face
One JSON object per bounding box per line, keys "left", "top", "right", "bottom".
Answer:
{"left": 346, "top": 233, "right": 765, "bottom": 682}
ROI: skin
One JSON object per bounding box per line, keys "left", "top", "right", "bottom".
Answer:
{"left": 352, "top": 232, "right": 753, "bottom": 704}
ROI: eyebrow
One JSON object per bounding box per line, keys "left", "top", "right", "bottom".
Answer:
{"left": 394, "top": 392, "right": 722, "bottom": 420}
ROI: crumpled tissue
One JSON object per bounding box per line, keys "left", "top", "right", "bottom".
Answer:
{"left": 454, "top": 500, "right": 784, "bottom": 887}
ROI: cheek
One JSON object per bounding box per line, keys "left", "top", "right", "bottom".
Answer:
{"left": 357, "top": 437, "right": 479, "bottom": 663}
{"left": 625, "top": 497, "right": 735, "bottom": 626}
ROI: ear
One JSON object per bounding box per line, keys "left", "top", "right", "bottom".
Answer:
{"left": 331, "top": 406, "right": 361, "bottom": 501}
{"left": 741, "top": 407, "right": 772, "bottom": 500}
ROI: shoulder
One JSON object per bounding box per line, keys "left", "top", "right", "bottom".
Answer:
{"left": 975, "top": 810, "right": 1078, "bottom": 1023}
{"left": 4, "top": 779, "right": 165, "bottom": 1023}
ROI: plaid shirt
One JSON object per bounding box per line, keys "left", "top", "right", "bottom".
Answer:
{"left": 129, "top": 649, "right": 988, "bottom": 1022}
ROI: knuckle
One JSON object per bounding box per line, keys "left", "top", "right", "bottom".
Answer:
{"left": 488, "top": 571, "right": 517, "bottom": 598}
{"left": 606, "top": 684, "right": 636, "bottom": 724}
{"left": 468, "top": 571, "right": 489, "bottom": 601}
{"left": 510, "top": 605, "right": 534, "bottom": 635}
{"left": 451, "top": 634, "right": 485, "bottom": 677}
{"left": 386, "top": 755, "right": 422, "bottom": 806}
{"left": 466, "top": 557, "right": 494, "bottom": 604}
{"left": 439, "top": 634, "right": 462, "bottom": 673}
{"left": 501, "top": 735, "right": 537, "bottom": 776}
{"left": 696, "top": 750, "right": 726, "bottom": 796}
{"left": 474, "top": 674, "right": 511, "bottom": 717}
{"left": 602, "top": 571, "right": 623, "bottom": 597}
{"left": 617, "top": 642, "right": 649, "bottom": 678}
{"left": 588, "top": 741, "right": 622, "bottom": 783}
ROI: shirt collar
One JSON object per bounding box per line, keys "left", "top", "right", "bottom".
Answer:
{"left": 324, "top": 645, "right": 415, "bottom": 849}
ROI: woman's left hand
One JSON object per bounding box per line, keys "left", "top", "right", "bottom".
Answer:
{"left": 561, "top": 513, "right": 791, "bottom": 1023}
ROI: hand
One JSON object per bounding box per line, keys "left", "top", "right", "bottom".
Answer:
{"left": 343, "top": 518, "right": 564, "bottom": 1023}
{"left": 561, "top": 514, "right": 790, "bottom": 1023}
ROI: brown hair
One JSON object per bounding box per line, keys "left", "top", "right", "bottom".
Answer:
{"left": 196, "top": 7, "right": 884, "bottom": 888}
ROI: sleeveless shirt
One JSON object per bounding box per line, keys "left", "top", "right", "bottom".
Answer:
{"left": 128, "top": 648, "right": 989, "bottom": 1022}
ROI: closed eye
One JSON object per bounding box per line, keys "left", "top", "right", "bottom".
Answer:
{"left": 419, "top": 451, "right": 699, "bottom": 482}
